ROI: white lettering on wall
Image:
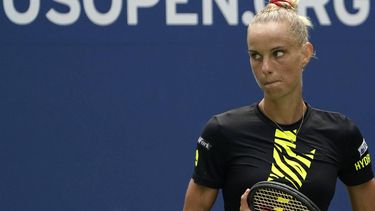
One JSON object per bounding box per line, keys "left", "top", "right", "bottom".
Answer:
{"left": 299, "top": 0, "right": 331, "bottom": 25}
{"left": 3, "top": 0, "right": 40, "bottom": 25}
{"left": 127, "top": 0, "right": 159, "bottom": 25}
{"left": 203, "top": 0, "right": 238, "bottom": 25}
{"left": 333, "top": 0, "right": 370, "bottom": 26}
{"left": 83, "top": 0, "right": 122, "bottom": 26}
{"left": 254, "top": 0, "right": 266, "bottom": 13}
{"left": 46, "top": 0, "right": 80, "bottom": 25}
{"left": 2, "top": 0, "right": 372, "bottom": 26}
{"left": 166, "top": 0, "right": 198, "bottom": 25}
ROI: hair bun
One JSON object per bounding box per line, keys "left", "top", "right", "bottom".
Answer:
{"left": 270, "top": 0, "right": 297, "bottom": 10}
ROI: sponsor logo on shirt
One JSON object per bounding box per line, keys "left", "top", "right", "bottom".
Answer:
{"left": 195, "top": 150, "right": 199, "bottom": 167}
{"left": 354, "top": 153, "right": 371, "bottom": 171}
{"left": 358, "top": 139, "right": 368, "bottom": 157}
{"left": 197, "top": 137, "right": 212, "bottom": 150}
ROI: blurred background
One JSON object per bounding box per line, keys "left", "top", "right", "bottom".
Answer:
{"left": 1, "top": 1, "right": 374, "bottom": 210}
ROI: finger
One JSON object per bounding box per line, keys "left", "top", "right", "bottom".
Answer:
{"left": 240, "top": 188, "right": 251, "bottom": 211}
{"left": 241, "top": 188, "right": 250, "bottom": 199}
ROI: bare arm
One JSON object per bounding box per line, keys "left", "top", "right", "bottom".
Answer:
{"left": 183, "top": 179, "right": 219, "bottom": 211}
{"left": 347, "top": 178, "right": 375, "bottom": 211}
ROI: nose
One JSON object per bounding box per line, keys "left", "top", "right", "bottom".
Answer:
{"left": 261, "top": 57, "right": 272, "bottom": 74}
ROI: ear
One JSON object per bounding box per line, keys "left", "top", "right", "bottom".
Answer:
{"left": 302, "top": 42, "right": 314, "bottom": 68}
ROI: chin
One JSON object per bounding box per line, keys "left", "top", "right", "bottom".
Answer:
{"left": 263, "top": 89, "right": 286, "bottom": 99}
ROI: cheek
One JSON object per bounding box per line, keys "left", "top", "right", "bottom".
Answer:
{"left": 250, "top": 61, "right": 261, "bottom": 72}
{"left": 250, "top": 64, "right": 261, "bottom": 78}
{"left": 283, "top": 64, "right": 302, "bottom": 82}
{"left": 282, "top": 57, "right": 302, "bottom": 73}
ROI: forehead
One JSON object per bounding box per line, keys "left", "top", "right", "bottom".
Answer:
{"left": 248, "top": 22, "right": 297, "bottom": 50}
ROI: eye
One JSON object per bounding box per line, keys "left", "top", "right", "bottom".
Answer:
{"left": 273, "top": 50, "right": 285, "bottom": 58}
{"left": 249, "top": 52, "right": 262, "bottom": 61}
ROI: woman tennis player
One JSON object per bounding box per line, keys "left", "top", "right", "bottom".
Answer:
{"left": 183, "top": 0, "right": 375, "bottom": 210}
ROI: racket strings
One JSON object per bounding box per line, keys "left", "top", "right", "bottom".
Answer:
{"left": 252, "top": 187, "right": 309, "bottom": 211}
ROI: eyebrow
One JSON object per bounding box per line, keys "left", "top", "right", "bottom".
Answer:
{"left": 248, "top": 46, "right": 286, "bottom": 53}
{"left": 271, "top": 46, "right": 285, "bottom": 51}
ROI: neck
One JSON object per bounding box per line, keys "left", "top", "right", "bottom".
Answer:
{"left": 259, "top": 97, "right": 306, "bottom": 125}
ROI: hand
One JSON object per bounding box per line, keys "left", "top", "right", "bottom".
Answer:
{"left": 240, "top": 188, "right": 251, "bottom": 211}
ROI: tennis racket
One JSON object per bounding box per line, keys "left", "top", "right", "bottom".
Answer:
{"left": 247, "top": 181, "right": 320, "bottom": 211}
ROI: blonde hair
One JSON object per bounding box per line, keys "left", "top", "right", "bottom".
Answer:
{"left": 249, "top": 0, "right": 312, "bottom": 45}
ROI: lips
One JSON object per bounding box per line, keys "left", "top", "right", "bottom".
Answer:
{"left": 264, "top": 80, "right": 280, "bottom": 86}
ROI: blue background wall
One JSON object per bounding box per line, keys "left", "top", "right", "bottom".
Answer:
{"left": 1, "top": 1, "right": 374, "bottom": 210}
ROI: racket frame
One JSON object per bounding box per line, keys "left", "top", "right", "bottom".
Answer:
{"left": 247, "top": 181, "right": 321, "bottom": 211}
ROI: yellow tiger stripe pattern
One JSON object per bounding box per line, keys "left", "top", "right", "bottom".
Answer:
{"left": 268, "top": 129, "right": 316, "bottom": 189}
